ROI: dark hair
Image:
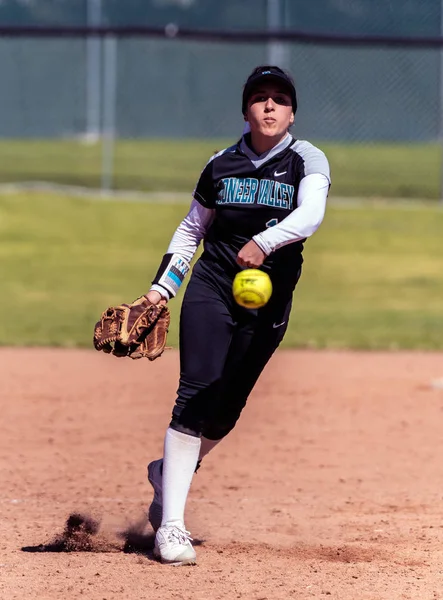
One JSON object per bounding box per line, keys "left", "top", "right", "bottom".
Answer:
{"left": 242, "top": 65, "right": 297, "bottom": 115}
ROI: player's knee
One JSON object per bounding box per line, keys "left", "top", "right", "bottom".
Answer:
{"left": 169, "top": 418, "right": 202, "bottom": 438}
{"left": 202, "top": 419, "right": 237, "bottom": 441}
{"left": 202, "top": 396, "right": 248, "bottom": 440}
{"left": 169, "top": 403, "right": 204, "bottom": 437}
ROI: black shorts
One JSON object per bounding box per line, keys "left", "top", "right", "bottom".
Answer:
{"left": 170, "top": 258, "right": 300, "bottom": 439}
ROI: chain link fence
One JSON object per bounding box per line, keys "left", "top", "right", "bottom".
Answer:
{"left": 2, "top": 36, "right": 439, "bottom": 140}
{"left": 0, "top": 0, "right": 442, "bottom": 199}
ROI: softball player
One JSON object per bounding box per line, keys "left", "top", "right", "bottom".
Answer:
{"left": 145, "top": 65, "right": 331, "bottom": 565}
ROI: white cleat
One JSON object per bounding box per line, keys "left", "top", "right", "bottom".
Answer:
{"left": 147, "top": 459, "right": 163, "bottom": 533}
{"left": 153, "top": 523, "right": 197, "bottom": 566}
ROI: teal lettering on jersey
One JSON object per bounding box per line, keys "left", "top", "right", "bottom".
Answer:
{"left": 218, "top": 177, "right": 259, "bottom": 204}
{"left": 280, "top": 183, "right": 295, "bottom": 209}
{"left": 218, "top": 177, "right": 238, "bottom": 204}
{"left": 217, "top": 177, "right": 293, "bottom": 208}
{"left": 257, "top": 179, "right": 272, "bottom": 205}
{"left": 257, "top": 180, "right": 294, "bottom": 209}
{"left": 244, "top": 178, "right": 259, "bottom": 203}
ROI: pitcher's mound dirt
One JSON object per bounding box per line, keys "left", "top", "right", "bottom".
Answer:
{"left": 1, "top": 348, "right": 443, "bottom": 599}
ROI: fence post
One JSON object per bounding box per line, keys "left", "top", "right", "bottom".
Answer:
{"left": 101, "top": 35, "right": 117, "bottom": 192}
{"left": 267, "top": 0, "right": 288, "bottom": 68}
{"left": 85, "top": 0, "right": 102, "bottom": 143}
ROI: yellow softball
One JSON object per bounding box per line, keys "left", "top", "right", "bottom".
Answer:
{"left": 232, "top": 269, "right": 273, "bottom": 309}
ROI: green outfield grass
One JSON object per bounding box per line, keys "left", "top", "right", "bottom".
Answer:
{"left": 1, "top": 192, "right": 442, "bottom": 350}
{"left": 1, "top": 139, "right": 442, "bottom": 199}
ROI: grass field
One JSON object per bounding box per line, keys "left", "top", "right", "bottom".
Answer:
{"left": 1, "top": 191, "right": 442, "bottom": 350}
{"left": 1, "top": 139, "right": 442, "bottom": 199}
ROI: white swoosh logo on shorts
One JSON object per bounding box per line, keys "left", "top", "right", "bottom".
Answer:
{"left": 273, "top": 321, "right": 286, "bottom": 329}
{"left": 274, "top": 170, "right": 287, "bottom": 177}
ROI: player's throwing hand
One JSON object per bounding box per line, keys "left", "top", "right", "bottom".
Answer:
{"left": 236, "top": 239, "right": 267, "bottom": 268}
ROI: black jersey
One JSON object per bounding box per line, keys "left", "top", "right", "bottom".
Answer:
{"left": 193, "top": 133, "right": 330, "bottom": 293}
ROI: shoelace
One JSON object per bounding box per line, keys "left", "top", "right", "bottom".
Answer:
{"left": 166, "top": 526, "right": 193, "bottom": 545}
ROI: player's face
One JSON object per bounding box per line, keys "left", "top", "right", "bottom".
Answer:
{"left": 245, "top": 82, "right": 294, "bottom": 148}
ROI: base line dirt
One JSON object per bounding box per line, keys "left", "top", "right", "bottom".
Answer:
{"left": 1, "top": 348, "right": 443, "bottom": 600}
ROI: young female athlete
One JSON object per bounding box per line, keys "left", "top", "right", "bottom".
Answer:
{"left": 145, "top": 65, "right": 331, "bottom": 565}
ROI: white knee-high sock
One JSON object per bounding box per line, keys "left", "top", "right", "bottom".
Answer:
{"left": 198, "top": 436, "right": 222, "bottom": 461}
{"left": 161, "top": 427, "right": 201, "bottom": 527}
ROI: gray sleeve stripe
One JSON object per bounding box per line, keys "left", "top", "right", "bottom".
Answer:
{"left": 291, "top": 140, "right": 331, "bottom": 182}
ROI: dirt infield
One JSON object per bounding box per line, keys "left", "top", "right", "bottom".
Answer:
{"left": 2, "top": 348, "right": 443, "bottom": 600}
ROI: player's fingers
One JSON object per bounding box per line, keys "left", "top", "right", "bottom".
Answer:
{"left": 251, "top": 256, "right": 265, "bottom": 268}
{"left": 237, "top": 253, "right": 263, "bottom": 268}
{"left": 146, "top": 290, "right": 163, "bottom": 305}
{"left": 237, "top": 257, "right": 253, "bottom": 268}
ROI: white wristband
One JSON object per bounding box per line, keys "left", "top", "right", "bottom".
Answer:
{"left": 154, "top": 253, "right": 191, "bottom": 298}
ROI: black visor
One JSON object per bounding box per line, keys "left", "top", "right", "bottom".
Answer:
{"left": 242, "top": 67, "right": 297, "bottom": 115}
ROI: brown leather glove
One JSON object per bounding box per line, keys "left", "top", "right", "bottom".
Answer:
{"left": 93, "top": 295, "right": 170, "bottom": 360}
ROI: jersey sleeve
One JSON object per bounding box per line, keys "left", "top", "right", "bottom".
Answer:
{"left": 193, "top": 160, "right": 217, "bottom": 208}
{"left": 296, "top": 141, "right": 331, "bottom": 183}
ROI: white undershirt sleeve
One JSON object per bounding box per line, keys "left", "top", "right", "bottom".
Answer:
{"left": 252, "top": 173, "right": 330, "bottom": 255}
{"left": 150, "top": 199, "right": 215, "bottom": 299}
{"left": 166, "top": 198, "right": 215, "bottom": 262}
